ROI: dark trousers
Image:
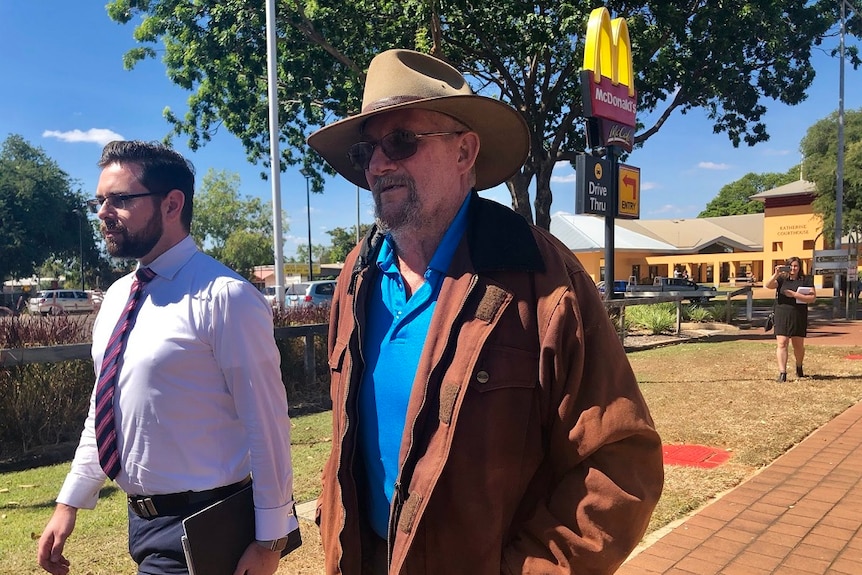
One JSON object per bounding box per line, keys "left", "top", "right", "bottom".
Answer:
{"left": 127, "top": 497, "right": 220, "bottom": 575}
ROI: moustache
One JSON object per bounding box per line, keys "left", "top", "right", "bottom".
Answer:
{"left": 371, "top": 176, "right": 413, "bottom": 195}
{"left": 100, "top": 220, "right": 126, "bottom": 234}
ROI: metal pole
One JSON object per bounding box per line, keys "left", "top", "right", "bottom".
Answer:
{"left": 305, "top": 173, "right": 313, "bottom": 280}
{"left": 604, "top": 145, "right": 619, "bottom": 300}
{"left": 72, "top": 209, "right": 85, "bottom": 290}
{"left": 265, "top": 0, "right": 286, "bottom": 307}
{"left": 834, "top": 0, "right": 847, "bottom": 318}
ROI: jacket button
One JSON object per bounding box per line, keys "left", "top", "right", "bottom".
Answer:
{"left": 476, "top": 370, "right": 490, "bottom": 384}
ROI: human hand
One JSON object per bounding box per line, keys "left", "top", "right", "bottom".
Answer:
{"left": 37, "top": 504, "right": 77, "bottom": 575}
{"left": 231, "top": 542, "right": 280, "bottom": 575}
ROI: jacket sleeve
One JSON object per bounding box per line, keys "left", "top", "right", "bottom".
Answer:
{"left": 502, "top": 270, "right": 664, "bottom": 575}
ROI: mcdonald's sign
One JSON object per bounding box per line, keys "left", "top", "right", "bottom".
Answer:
{"left": 580, "top": 7, "right": 637, "bottom": 128}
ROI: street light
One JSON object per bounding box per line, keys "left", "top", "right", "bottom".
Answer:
{"left": 72, "top": 208, "right": 85, "bottom": 290}
{"left": 299, "top": 169, "right": 313, "bottom": 281}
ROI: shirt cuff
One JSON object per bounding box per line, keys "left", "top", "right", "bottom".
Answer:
{"left": 56, "top": 472, "right": 106, "bottom": 510}
{"left": 255, "top": 500, "right": 300, "bottom": 541}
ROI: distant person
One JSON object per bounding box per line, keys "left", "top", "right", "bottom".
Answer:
{"left": 37, "top": 141, "right": 298, "bottom": 575}
{"left": 307, "top": 49, "right": 663, "bottom": 574}
{"left": 766, "top": 256, "right": 816, "bottom": 382}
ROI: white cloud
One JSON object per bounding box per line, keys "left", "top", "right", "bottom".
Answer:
{"left": 641, "top": 181, "right": 658, "bottom": 191}
{"left": 42, "top": 128, "right": 124, "bottom": 146}
{"left": 697, "top": 161, "right": 731, "bottom": 170}
{"left": 648, "top": 204, "right": 698, "bottom": 216}
{"left": 551, "top": 173, "right": 576, "bottom": 184}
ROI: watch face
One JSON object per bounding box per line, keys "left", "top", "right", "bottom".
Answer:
{"left": 272, "top": 537, "right": 289, "bottom": 552}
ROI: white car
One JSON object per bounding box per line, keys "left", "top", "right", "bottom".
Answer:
{"left": 28, "top": 289, "right": 95, "bottom": 315}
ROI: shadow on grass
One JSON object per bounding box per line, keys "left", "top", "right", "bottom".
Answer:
{"left": 2, "top": 484, "right": 121, "bottom": 512}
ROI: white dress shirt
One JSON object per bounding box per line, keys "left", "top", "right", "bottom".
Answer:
{"left": 57, "top": 235, "right": 297, "bottom": 539}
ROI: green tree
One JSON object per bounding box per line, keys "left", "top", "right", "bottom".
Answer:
{"left": 223, "top": 229, "right": 274, "bottom": 279}
{"left": 107, "top": 1, "right": 859, "bottom": 230}
{"left": 291, "top": 243, "right": 329, "bottom": 265}
{"left": 0, "top": 135, "right": 96, "bottom": 282}
{"left": 325, "top": 224, "right": 372, "bottom": 263}
{"left": 699, "top": 170, "right": 798, "bottom": 217}
{"left": 190, "top": 168, "right": 281, "bottom": 276}
{"left": 801, "top": 107, "right": 862, "bottom": 240}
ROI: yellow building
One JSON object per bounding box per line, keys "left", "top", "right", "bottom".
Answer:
{"left": 551, "top": 180, "right": 851, "bottom": 289}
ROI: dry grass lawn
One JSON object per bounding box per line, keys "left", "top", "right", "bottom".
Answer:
{"left": 3, "top": 338, "right": 861, "bottom": 575}
{"left": 277, "top": 339, "right": 862, "bottom": 574}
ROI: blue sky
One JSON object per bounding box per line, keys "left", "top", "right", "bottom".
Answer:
{"left": 1, "top": 3, "right": 860, "bottom": 258}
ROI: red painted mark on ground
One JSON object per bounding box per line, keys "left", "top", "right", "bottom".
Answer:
{"left": 663, "top": 444, "right": 731, "bottom": 468}
{"left": 845, "top": 354, "right": 862, "bottom": 360}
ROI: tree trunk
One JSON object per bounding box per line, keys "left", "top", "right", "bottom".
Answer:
{"left": 506, "top": 171, "right": 534, "bottom": 225}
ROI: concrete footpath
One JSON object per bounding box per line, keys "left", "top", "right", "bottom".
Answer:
{"left": 618, "top": 318, "right": 862, "bottom": 575}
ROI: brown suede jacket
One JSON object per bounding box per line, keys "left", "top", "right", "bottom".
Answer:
{"left": 319, "top": 194, "right": 664, "bottom": 574}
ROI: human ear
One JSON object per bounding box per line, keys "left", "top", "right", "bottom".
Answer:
{"left": 457, "top": 132, "right": 480, "bottom": 170}
{"left": 162, "top": 189, "right": 185, "bottom": 223}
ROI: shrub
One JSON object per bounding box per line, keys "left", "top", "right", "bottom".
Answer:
{"left": 0, "top": 308, "right": 333, "bottom": 461}
{"left": 684, "top": 304, "right": 714, "bottom": 323}
{"left": 626, "top": 303, "right": 677, "bottom": 334}
{"left": 708, "top": 299, "right": 736, "bottom": 323}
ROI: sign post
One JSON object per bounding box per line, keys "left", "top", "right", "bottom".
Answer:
{"left": 580, "top": 7, "right": 638, "bottom": 298}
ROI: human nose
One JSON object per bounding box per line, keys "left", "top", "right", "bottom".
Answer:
{"left": 366, "top": 142, "right": 396, "bottom": 175}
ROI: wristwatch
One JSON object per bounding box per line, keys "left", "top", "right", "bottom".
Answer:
{"left": 255, "top": 536, "right": 290, "bottom": 552}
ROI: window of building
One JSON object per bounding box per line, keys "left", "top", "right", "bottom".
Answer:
{"left": 803, "top": 240, "right": 815, "bottom": 250}
{"left": 773, "top": 241, "right": 783, "bottom": 251}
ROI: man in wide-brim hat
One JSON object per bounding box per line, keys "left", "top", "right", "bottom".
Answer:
{"left": 308, "top": 49, "right": 663, "bottom": 575}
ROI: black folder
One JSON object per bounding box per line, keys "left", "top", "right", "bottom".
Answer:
{"left": 181, "top": 484, "right": 301, "bottom": 575}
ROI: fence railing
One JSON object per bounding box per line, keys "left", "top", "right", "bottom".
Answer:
{"left": 1, "top": 324, "right": 330, "bottom": 388}
{"left": 603, "top": 288, "right": 754, "bottom": 342}
{"left": 2, "top": 289, "right": 757, "bottom": 368}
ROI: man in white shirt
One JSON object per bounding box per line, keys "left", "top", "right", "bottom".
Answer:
{"left": 37, "top": 141, "right": 298, "bottom": 575}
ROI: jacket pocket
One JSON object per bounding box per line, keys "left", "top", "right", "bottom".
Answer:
{"left": 469, "top": 344, "right": 538, "bottom": 392}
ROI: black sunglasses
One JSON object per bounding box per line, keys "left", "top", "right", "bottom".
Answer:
{"left": 86, "top": 192, "right": 161, "bottom": 214}
{"left": 347, "top": 129, "right": 465, "bottom": 172}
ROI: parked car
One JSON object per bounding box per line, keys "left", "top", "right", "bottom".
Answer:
{"left": 285, "top": 280, "right": 337, "bottom": 308}
{"left": 28, "top": 289, "right": 95, "bottom": 315}
{"left": 625, "top": 277, "right": 718, "bottom": 303}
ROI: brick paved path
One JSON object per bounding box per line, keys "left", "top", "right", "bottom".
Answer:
{"left": 618, "top": 319, "right": 862, "bottom": 575}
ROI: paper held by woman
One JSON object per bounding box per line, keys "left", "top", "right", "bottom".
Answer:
{"left": 795, "top": 286, "right": 813, "bottom": 304}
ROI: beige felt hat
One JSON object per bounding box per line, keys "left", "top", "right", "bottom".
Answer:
{"left": 307, "top": 49, "right": 529, "bottom": 191}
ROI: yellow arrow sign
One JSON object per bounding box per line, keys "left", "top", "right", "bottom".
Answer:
{"left": 618, "top": 164, "right": 640, "bottom": 219}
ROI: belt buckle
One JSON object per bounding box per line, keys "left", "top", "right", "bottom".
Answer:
{"left": 130, "top": 496, "right": 159, "bottom": 518}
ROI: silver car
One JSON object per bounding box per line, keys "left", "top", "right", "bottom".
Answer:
{"left": 284, "top": 280, "right": 336, "bottom": 307}
{"left": 28, "top": 289, "right": 95, "bottom": 315}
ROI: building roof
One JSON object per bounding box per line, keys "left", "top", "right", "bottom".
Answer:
{"left": 550, "top": 212, "right": 764, "bottom": 254}
{"left": 550, "top": 213, "right": 681, "bottom": 252}
{"left": 620, "top": 213, "right": 763, "bottom": 253}
{"left": 750, "top": 179, "right": 816, "bottom": 200}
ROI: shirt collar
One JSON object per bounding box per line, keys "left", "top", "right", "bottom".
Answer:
{"left": 138, "top": 235, "right": 199, "bottom": 280}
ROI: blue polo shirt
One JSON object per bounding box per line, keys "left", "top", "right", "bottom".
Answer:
{"left": 357, "top": 193, "right": 471, "bottom": 538}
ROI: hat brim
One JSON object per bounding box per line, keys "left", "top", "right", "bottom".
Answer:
{"left": 307, "top": 95, "right": 529, "bottom": 191}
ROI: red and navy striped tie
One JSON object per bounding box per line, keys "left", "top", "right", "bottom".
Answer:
{"left": 95, "top": 267, "right": 156, "bottom": 479}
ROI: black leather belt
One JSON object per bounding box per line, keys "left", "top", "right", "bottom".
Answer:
{"left": 127, "top": 475, "right": 251, "bottom": 519}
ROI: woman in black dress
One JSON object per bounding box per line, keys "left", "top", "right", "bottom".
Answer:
{"left": 765, "top": 256, "right": 817, "bottom": 382}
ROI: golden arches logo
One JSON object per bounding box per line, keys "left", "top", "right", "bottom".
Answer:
{"left": 583, "top": 7, "right": 634, "bottom": 96}
{"left": 580, "top": 7, "right": 637, "bottom": 128}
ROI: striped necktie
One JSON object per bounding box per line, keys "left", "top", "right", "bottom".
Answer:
{"left": 95, "top": 267, "right": 157, "bottom": 479}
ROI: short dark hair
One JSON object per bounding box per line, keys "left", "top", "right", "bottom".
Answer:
{"left": 98, "top": 140, "right": 195, "bottom": 230}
